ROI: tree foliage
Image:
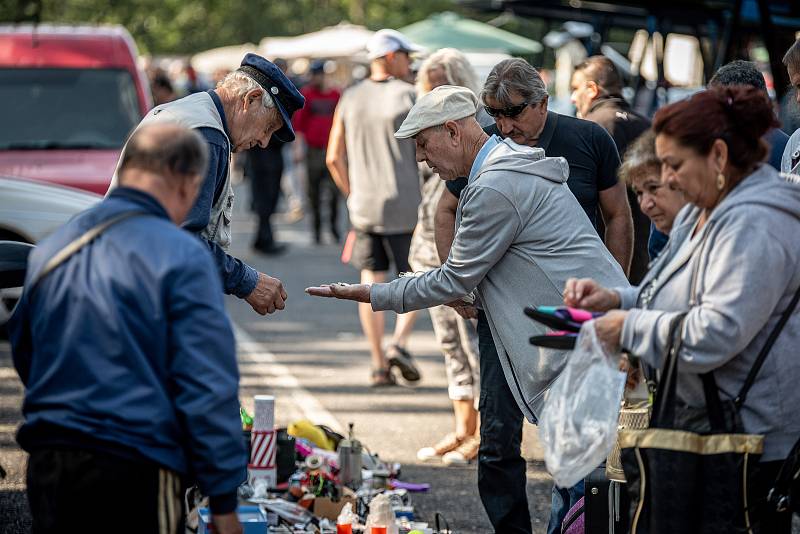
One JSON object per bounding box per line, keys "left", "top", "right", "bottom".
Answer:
{"left": 3, "top": 0, "right": 461, "bottom": 54}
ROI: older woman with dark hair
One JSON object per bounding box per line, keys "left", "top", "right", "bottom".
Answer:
{"left": 564, "top": 85, "right": 800, "bottom": 533}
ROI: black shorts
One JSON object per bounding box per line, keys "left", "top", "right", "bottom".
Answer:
{"left": 350, "top": 231, "right": 413, "bottom": 273}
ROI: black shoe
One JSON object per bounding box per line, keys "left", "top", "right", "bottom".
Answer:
{"left": 330, "top": 228, "right": 341, "bottom": 243}
{"left": 386, "top": 345, "right": 421, "bottom": 382}
{"left": 370, "top": 368, "right": 398, "bottom": 387}
{"left": 253, "top": 242, "right": 288, "bottom": 255}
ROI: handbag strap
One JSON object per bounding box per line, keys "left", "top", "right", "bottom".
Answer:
{"left": 699, "top": 372, "right": 729, "bottom": 432}
{"left": 734, "top": 283, "right": 800, "bottom": 409}
{"left": 682, "top": 218, "right": 800, "bottom": 419}
{"left": 653, "top": 226, "right": 728, "bottom": 431}
{"left": 650, "top": 312, "right": 687, "bottom": 429}
{"left": 28, "top": 211, "right": 149, "bottom": 294}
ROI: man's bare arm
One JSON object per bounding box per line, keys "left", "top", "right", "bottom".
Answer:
{"left": 433, "top": 186, "right": 459, "bottom": 264}
{"left": 598, "top": 181, "right": 634, "bottom": 275}
{"left": 325, "top": 106, "right": 350, "bottom": 197}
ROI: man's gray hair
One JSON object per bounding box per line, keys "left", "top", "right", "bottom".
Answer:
{"left": 416, "top": 48, "right": 480, "bottom": 97}
{"left": 217, "top": 70, "right": 276, "bottom": 109}
{"left": 481, "top": 58, "right": 548, "bottom": 106}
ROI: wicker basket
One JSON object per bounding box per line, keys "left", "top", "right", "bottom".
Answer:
{"left": 606, "top": 401, "right": 651, "bottom": 482}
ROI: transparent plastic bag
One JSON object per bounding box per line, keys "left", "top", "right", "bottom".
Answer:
{"left": 539, "top": 320, "right": 626, "bottom": 488}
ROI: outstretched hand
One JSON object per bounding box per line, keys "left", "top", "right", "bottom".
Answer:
{"left": 563, "top": 277, "right": 621, "bottom": 312}
{"left": 305, "top": 283, "right": 371, "bottom": 303}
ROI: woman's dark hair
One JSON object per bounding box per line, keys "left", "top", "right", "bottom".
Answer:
{"left": 652, "top": 85, "right": 779, "bottom": 173}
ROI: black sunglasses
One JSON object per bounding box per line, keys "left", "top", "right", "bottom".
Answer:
{"left": 483, "top": 101, "right": 531, "bottom": 118}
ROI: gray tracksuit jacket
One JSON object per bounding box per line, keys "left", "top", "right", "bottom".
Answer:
{"left": 371, "top": 138, "right": 629, "bottom": 421}
{"left": 617, "top": 164, "right": 800, "bottom": 461}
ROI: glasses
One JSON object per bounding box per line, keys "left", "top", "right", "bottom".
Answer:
{"left": 483, "top": 101, "right": 531, "bottom": 118}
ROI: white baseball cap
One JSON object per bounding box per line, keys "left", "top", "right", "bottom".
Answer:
{"left": 395, "top": 85, "right": 478, "bottom": 139}
{"left": 366, "top": 29, "right": 424, "bottom": 60}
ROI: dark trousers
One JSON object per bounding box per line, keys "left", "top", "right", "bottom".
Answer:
{"left": 27, "top": 448, "right": 184, "bottom": 534}
{"left": 248, "top": 147, "right": 284, "bottom": 249}
{"left": 306, "top": 146, "right": 339, "bottom": 241}
{"left": 546, "top": 481, "right": 584, "bottom": 534}
{"left": 749, "top": 460, "right": 793, "bottom": 534}
{"left": 477, "top": 311, "right": 532, "bottom": 533}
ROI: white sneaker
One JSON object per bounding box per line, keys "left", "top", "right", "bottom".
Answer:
{"left": 416, "top": 433, "right": 464, "bottom": 462}
{"left": 442, "top": 435, "right": 480, "bottom": 466}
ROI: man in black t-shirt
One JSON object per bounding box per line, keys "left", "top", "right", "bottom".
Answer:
{"left": 571, "top": 56, "right": 651, "bottom": 284}
{"left": 433, "top": 59, "right": 632, "bottom": 534}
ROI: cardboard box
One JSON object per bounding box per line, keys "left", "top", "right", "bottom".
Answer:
{"left": 312, "top": 495, "right": 357, "bottom": 521}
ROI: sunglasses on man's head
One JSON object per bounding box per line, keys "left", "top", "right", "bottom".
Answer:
{"left": 483, "top": 101, "right": 530, "bottom": 118}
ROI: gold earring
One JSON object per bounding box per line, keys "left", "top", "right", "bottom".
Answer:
{"left": 716, "top": 173, "right": 726, "bottom": 191}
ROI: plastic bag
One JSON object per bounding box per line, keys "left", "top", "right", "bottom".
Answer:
{"left": 539, "top": 320, "right": 626, "bottom": 488}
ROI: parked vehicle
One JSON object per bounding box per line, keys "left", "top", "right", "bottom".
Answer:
{"left": 0, "top": 24, "right": 152, "bottom": 195}
{"left": 0, "top": 176, "right": 99, "bottom": 325}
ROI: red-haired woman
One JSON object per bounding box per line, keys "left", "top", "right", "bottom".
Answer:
{"left": 563, "top": 85, "right": 800, "bottom": 533}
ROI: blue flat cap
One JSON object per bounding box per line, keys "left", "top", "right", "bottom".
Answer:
{"left": 238, "top": 53, "right": 305, "bottom": 142}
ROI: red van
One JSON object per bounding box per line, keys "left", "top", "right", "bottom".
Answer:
{"left": 0, "top": 24, "right": 152, "bottom": 195}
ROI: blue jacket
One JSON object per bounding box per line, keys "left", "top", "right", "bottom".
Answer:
{"left": 183, "top": 91, "right": 258, "bottom": 298}
{"left": 9, "top": 187, "right": 247, "bottom": 512}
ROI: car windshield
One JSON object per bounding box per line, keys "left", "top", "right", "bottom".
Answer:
{"left": 0, "top": 68, "right": 141, "bottom": 150}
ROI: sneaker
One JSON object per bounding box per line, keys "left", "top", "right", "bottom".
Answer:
{"left": 370, "top": 368, "right": 397, "bottom": 387}
{"left": 442, "top": 435, "right": 480, "bottom": 465}
{"left": 416, "top": 433, "right": 465, "bottom": 462}
{"left": 386, "top": 344, "right": 421, "bottom": 382}
{"left": 286, "top": 206, "right": 304, "bottom": 223}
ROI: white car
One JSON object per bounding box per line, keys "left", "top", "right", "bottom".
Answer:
{"left": 0, "top": 176, "right": 100, "bottom": 324}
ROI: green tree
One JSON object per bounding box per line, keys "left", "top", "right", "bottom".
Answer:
{"left": 2, "top": 0, "right": 461, "bottom": 55}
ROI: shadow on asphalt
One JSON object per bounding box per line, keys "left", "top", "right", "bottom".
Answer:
{"left": 400, "top": 462, "right": 554, "bottom": 534}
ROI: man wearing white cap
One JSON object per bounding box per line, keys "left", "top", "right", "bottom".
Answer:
{"left": 309, "top": 87, "right": 629, "bottom": 523}
{"left": 326, "top": 29, "right": 425, "bottom": 387}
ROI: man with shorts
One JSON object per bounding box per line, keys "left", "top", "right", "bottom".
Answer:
{"left": 326, "top": 29, "right": 423, "bottom": 386}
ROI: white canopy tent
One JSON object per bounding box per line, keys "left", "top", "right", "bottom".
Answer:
{"left": 260, "top": 22, "right": 374, "bottom": 60}
{"left": 191, "top": 43, "right": 258, "bottom": 75}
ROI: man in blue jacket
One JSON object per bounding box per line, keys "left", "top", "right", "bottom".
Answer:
{"left": 9, "top": 124, "right": 246, "bottom": 534}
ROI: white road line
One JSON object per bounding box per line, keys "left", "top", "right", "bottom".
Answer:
{"left": 233, "top": 324, "right": 343, "bottom": 434}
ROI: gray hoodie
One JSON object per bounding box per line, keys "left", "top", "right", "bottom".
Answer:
{"left": 617, "top": 164, "right": 800, "bottom": 461}
{"left": 371, "top": 138, "right": 629, "bottom": 421}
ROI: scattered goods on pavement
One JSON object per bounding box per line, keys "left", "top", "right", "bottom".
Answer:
{"left": 227, "top": 396, "right": 449, "bottom": 533}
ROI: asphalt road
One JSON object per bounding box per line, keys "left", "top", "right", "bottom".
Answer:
{"left": 0, "top": 189, "right": 553, "bottom": 534}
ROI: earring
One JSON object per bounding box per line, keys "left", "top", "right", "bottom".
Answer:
{"left": 716, "top": 173, "right": 726, "bottom": 191}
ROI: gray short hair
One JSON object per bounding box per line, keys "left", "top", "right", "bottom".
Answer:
{"left": 416, "top": 48, "right": 480, "bottom": 97}
{"left": 481, "top": 58, "right": 548, "bottom": 107}
{"left": 217, "top": 70, "right": 275, "bottom": 110}
{"left": 783, "top": 39, "right": 800, "bottom": 73}
{"left": 618, "top": 129, "right": 659, "bottom": 185}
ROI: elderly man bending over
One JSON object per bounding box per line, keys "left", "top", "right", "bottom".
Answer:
{"left": 109, "top": 54, "right": 304, "bottom": 316}
{"left": 308, "top": 85, "right": 628, "bottom": 421}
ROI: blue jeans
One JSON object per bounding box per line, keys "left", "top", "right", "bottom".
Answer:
{"left": 546, "top": 481, "right": 585, "bottom": 534}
